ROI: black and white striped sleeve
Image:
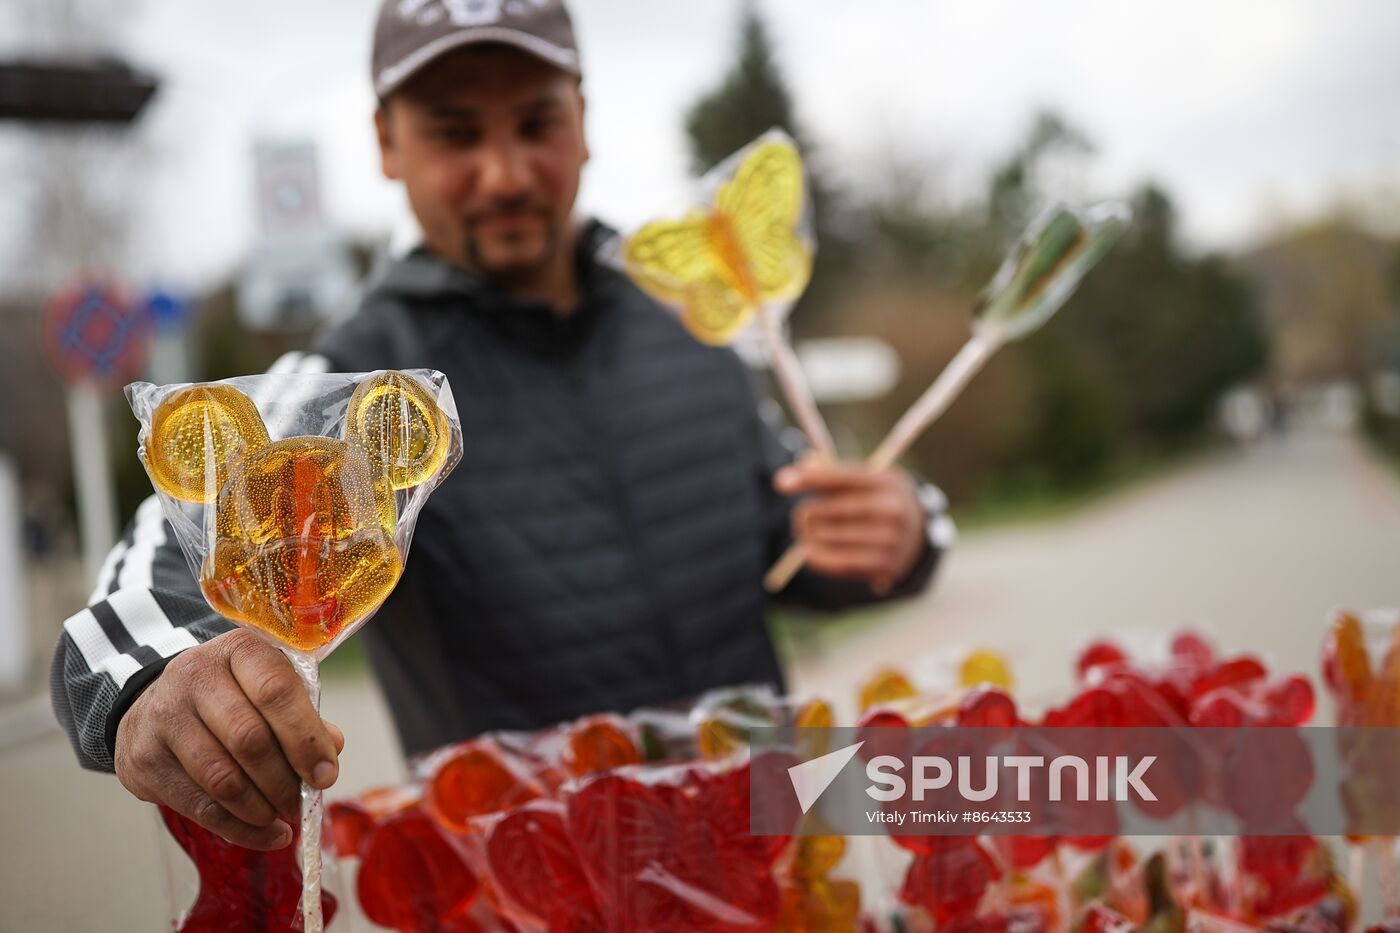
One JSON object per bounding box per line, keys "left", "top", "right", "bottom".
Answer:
{"left": 50, "top": 350, "right": 335, "bottom": 773}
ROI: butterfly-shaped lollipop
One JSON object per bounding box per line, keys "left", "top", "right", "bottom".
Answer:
{"left": 129, "top": 369, "right": 462, "bottom": 933}
{"left": 625, "top": 129, "right": 837, "bottom": 456}
{"left": 764, "top": 201, "right": 1132, "bottom": 591}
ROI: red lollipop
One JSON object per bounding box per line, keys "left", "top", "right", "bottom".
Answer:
{"left": 327, "top": 800, "right": 377, "bottom": 860}
{"left": 1189, "top": 655, "right": 1267, "bottom": 701}
{"left": 1240, "top": 834, "right": 1317, "bottom": 889}
{"left": 695, "top": 759, "right": 790, "bottom": 869}
{"left": 1079, "top": 904, "right": 1135, "bottom": 933}
{"left": 662, "top": 765, "right": 784, "bottom": 929}
{"left": 565, "top": 772, "right": 686, "bottom": 931}
{"left": 327, "top": 785, "right": 419, "bottom": 859}
{"left": 425, "top": 738, "right": 545, "bottom": 831}
{"left": 996, "top": 834, "right": 1058, "bottom": 870}
{"left": 159, "top": 805, "right": 338, "bottom": 932}
{"left": 1189, "top": 687, "right": 1256, "bottom": 728}
{"left": 1103, "top": 670, "right": 1180, "bottom": 726}
{"left": 1262, "top": 675, "right": 1316, "bottom": 726}
{"left": 957, "top": 686, "right": 1019, "bottom": 728}
{"left": 1170, "top": 631, "right": 1216, "bottom": 670}
{"left": 1042, "top": 686, "right": 1123, "bottom": 728}
{"left": 357, "top": 807, "right": 480, "bottom": 932}
{"left": 1077, "top": 640, "right": 1128, "bottom": 681}
{"left": 855, "top": 706, "right": 913, "bottom": 763}
{"left": 486, "top": 800, "right": 603, "bottom": 931}
{"left": 898, "top": 836, "right": 1001, "bottom": 925}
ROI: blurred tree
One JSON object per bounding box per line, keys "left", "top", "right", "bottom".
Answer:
{"left": 684, "top": 2, "right": 796, "bottom": 174}
{"left": 986, "top": 111, "right": 1094, "bottom": 241}
{"left": 844, "top": 115, "right": 1268, "bottom": 498}
{"left": 1019, "top": 183, "right": 1267, "bottom": 469}
{"left": 1238, "top": 216, "right": 1394, "bottom": 384}
{"left": 682, "top": 0, "right": 854, "bottom": 332}
{"left": 1239, "top": 215, "right": 1400, "bottom": 453}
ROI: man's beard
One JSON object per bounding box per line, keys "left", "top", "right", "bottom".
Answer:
{"left": 462, "top": 209, "right": 559, "bottom": 287}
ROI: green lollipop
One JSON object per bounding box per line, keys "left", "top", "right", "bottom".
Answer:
{"left": 765, "top": 200, "right": 1131, "bottom": 592}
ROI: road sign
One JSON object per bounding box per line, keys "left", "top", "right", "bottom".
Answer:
{"left": 254, "top": 141, "right": 326, "bottom": 241}
{"left": 238, "top": 140, "right": 357, "bottom": 331}
{"left": 143, "top": 287, "right": 191, "bottom": 335}
{"left": 43, "top": 277, "right": 151, "bottom": 391}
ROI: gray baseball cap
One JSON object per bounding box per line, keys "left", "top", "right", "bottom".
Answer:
{"left": 372, "top": 0, "right": 581, "bottom": 100}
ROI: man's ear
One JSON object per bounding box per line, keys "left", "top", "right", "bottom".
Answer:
{"left": 374, "top": 105, "right": 400, "bottom": 181}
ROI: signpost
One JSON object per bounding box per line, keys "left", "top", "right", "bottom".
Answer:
{"left": 143, "top": 286, "right": 192, "bottom": 385}
{"left": 0, "top": 456, "right": 28, "bottom": 693}
{"left": 42, "top": 278, "right": 151, "bottom": 581}
{"left": 237, "top": 140, "right": 356, "bottom": 331}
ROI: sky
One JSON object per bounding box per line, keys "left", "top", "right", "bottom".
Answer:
{"left": 2, "top": 0, "right": 1399, "bottom": 291}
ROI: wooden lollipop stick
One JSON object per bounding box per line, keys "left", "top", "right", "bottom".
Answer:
{"left": 763, "top": 333, "right": 998, "bottom": 593}
{"left": 759, "top": 310, "right": 836, "bottom": 459}
{"left": 866, "top": 333, "right": 997, "bottom": 471}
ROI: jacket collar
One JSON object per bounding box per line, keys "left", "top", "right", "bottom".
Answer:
{"left": 368, "top": 218, "right": 624, "bottom": 356}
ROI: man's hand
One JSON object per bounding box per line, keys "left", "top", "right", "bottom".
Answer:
{"left": 114, "top": 628, "right": 344, "bottom": 850}
{"left": 775, "top": 454, "right": 929, "bottom": 593}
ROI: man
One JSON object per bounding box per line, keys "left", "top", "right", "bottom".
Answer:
{"left": 51, "top": 0, "right": 953, "bottom": 852}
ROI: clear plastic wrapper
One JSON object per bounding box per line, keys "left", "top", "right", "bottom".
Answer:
{"left": 129, "top": 368, "right": 462, "bottom": 933}
{"left": 126, "top": 369, "right": 462, "bottom": 660}
{"left": 623, "top": 129, "right": 835, "bottom": 459}
{"left": 623, "top": 128, "right": 813, "bottom": 348}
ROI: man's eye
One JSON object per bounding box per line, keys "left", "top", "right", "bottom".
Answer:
{"left": 434, "top": 126, "right": 480, "bottom": 144}
{"left": 521, "top": 116, "right": 558, "bottom": 139}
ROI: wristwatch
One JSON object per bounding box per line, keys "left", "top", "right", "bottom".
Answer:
{"left": 917, "top": 482, "right": 957, "bottom": 551}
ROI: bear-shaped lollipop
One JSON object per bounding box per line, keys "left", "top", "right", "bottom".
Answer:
{"left": 140, "top": 371, "right": 452, "bottom": 653}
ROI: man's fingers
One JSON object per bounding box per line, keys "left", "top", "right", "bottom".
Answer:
{"left": 325, "top": 720, "right": 345, "bottom": 754}
{"left": 195, "top": 681, "right": 303, "bottom": 822}
{"left": 794, "top": 492, "right": 910, "bottom": 529}
{"left": 803, "top": 543, "right": 891, "bottom": 582}
{"left": 228, "top": 640, "right": 339, "bottom": 790}
{"left": 161, "top": 737, "right": 292, "bottom": 850}
{"left": 166, "top": 718, "right": 282, "bottom": 829}
{"left": 774, "top": 459, "right": 883, "bottom": 495}
{"left": 800, "top": 520, "right": 901, "bottom": 551}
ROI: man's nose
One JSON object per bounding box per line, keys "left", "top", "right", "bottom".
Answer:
{"left": 478, "top": 141, "right": 530, "bottom": 200}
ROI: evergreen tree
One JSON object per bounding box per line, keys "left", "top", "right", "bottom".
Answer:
{"left": 682, "top": 2, "right": 854, "bottom": 331}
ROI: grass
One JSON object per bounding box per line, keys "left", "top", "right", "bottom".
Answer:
{"left": 1369, "top": 434, "right": 1400, "bottom": 478}
{"left": 319, "top": 632, "right": 370, "bottom": 678}
{"left": 948, "top": 446, "right": 1202, "bottom": 532}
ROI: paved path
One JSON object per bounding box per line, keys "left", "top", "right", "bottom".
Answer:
{"left": 789, "top": 428, "right": 1400, "bottom": 723}
{"left": 2, "top": 427, "right": 1396, "bottom": 931}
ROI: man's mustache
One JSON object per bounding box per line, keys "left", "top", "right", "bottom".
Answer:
{"left": 466, "top": 200, "right": 551, "bottom": 225}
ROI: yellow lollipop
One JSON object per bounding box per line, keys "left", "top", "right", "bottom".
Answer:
{"left": 959, "top": 648, "right": 1015, "bottom": 691}
{"left": 203, "top": 437, "right": 402, "bottom": 652}
{"left": 142, "top": 372, "right": 453, "bottom": 653}
{"left": 858, "top": 667, "right": 918, "bottom": 712}
{"left": 144, "top": 384, "right": 271, "bottom": 503}
{"left": 625, "top": 137, "right": 811, "bottom": 345}
{"left": 345, "top": 370, "right": 453, "bottom": 491}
